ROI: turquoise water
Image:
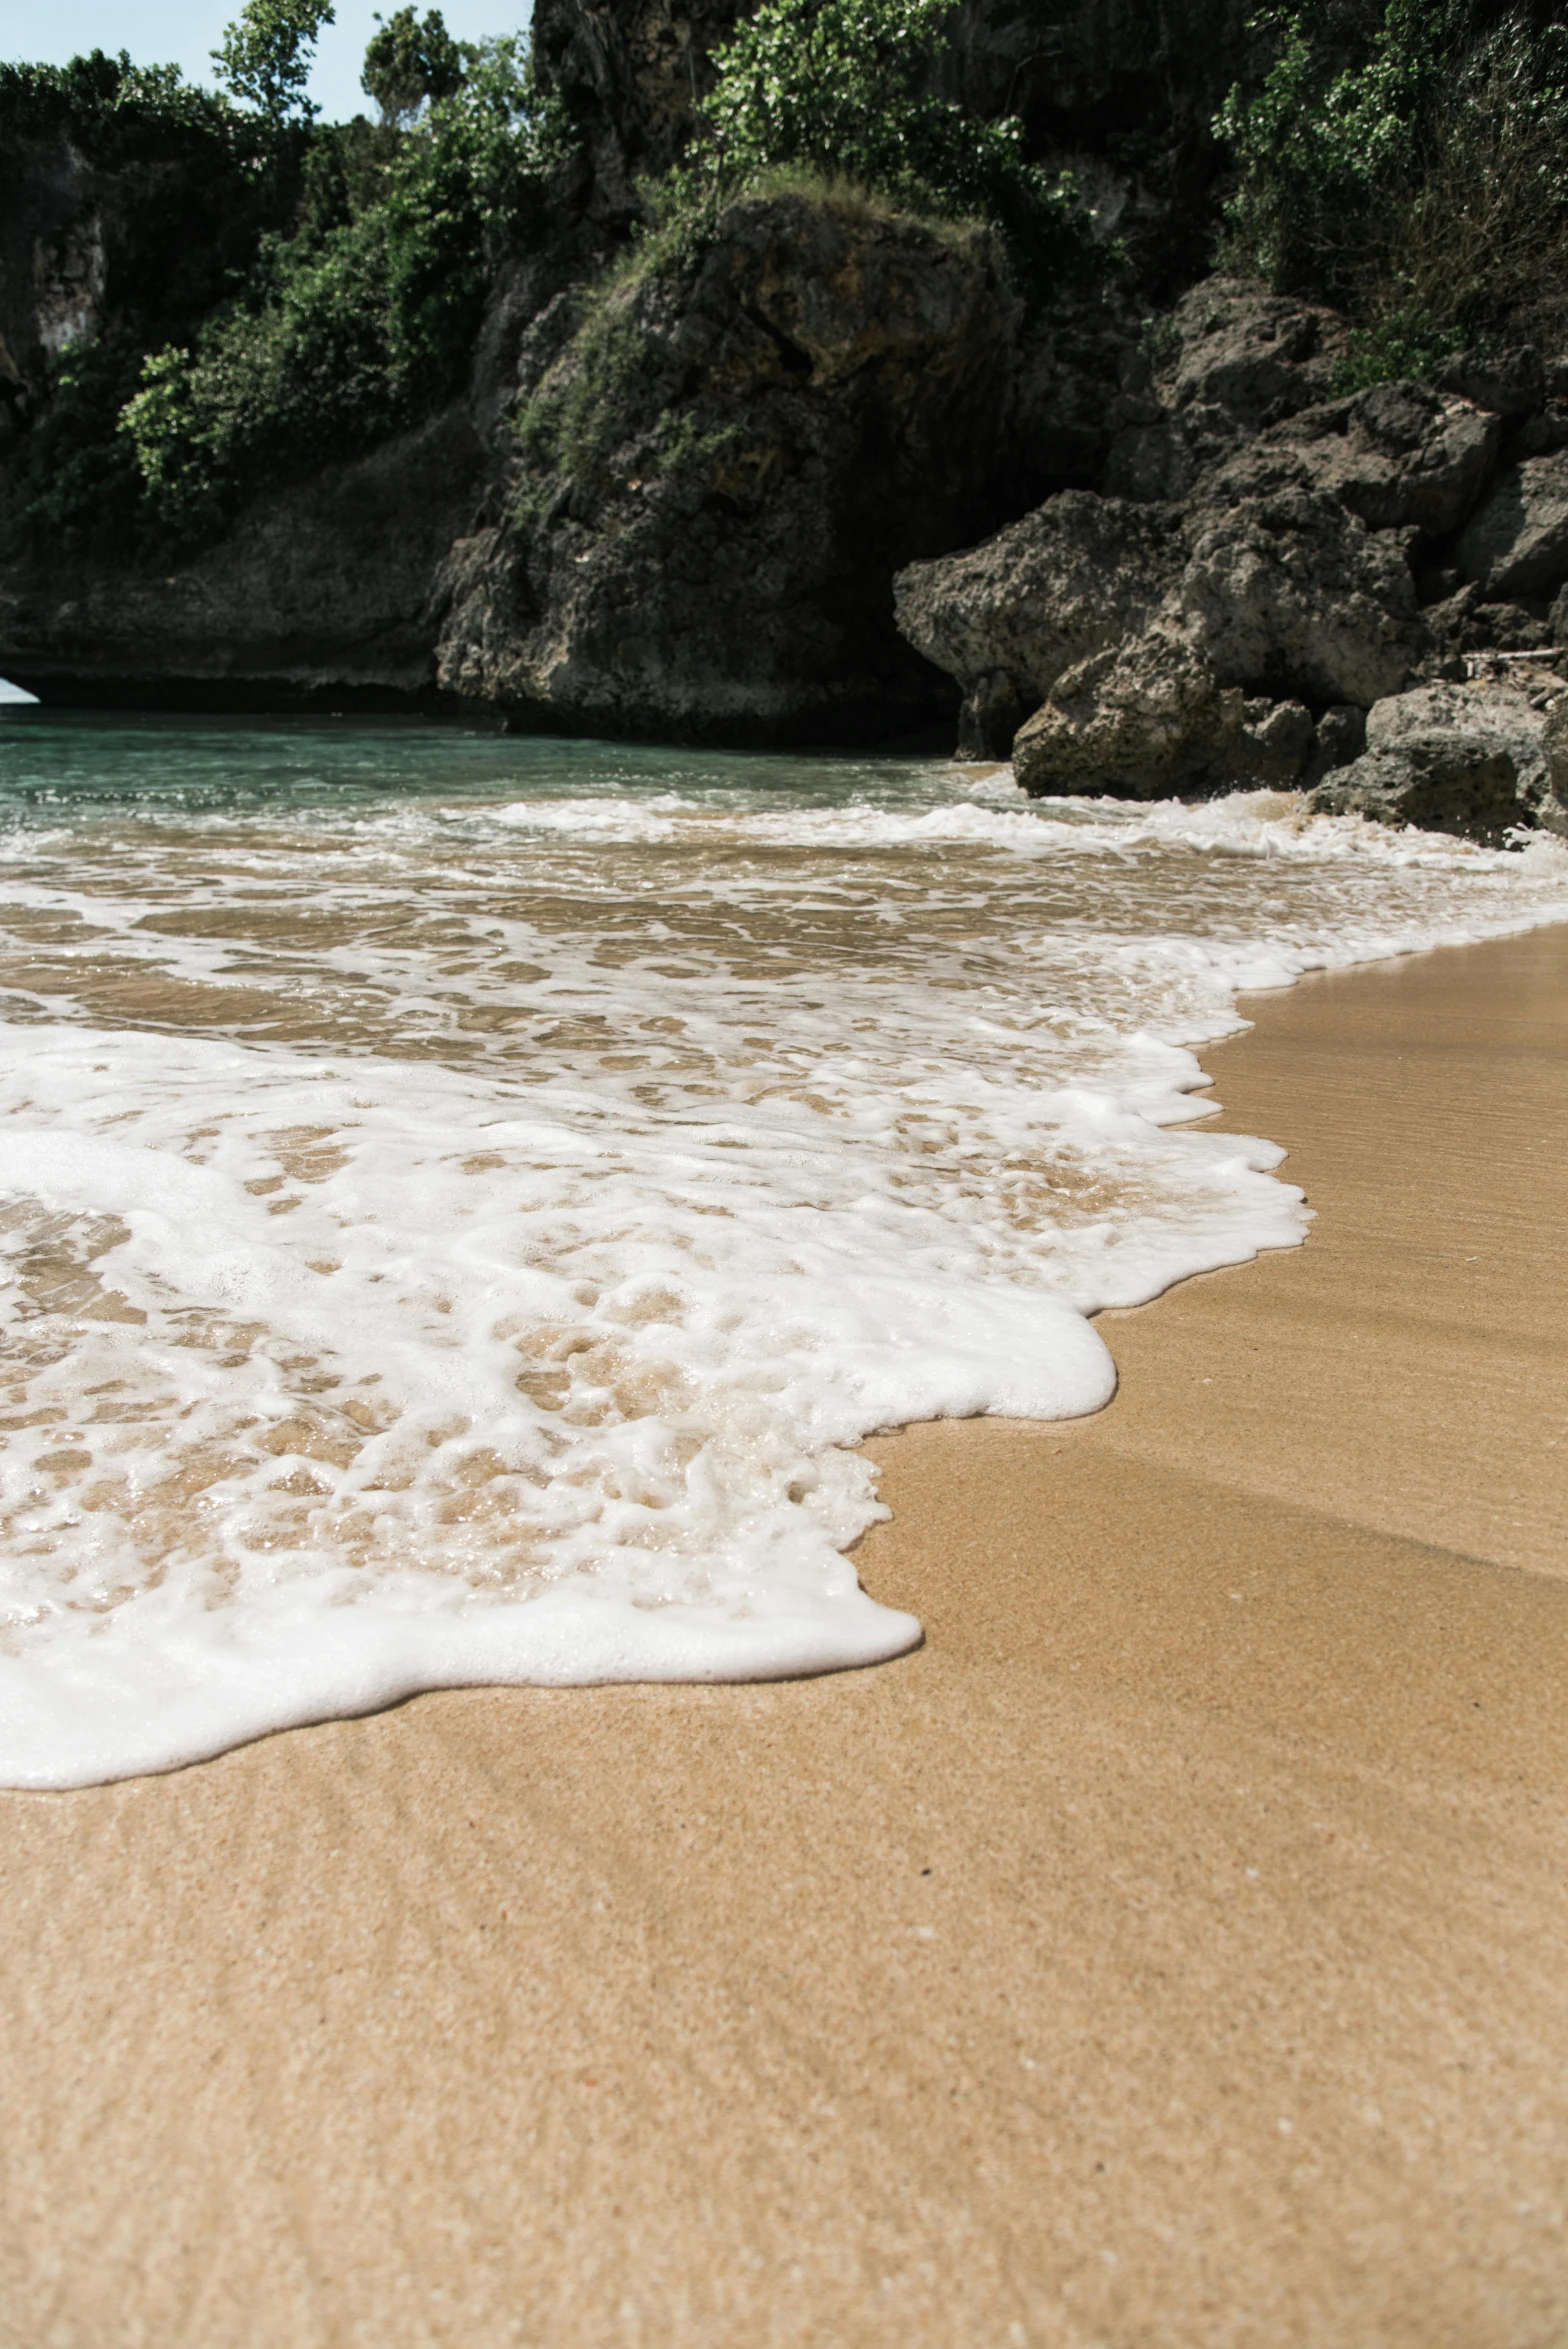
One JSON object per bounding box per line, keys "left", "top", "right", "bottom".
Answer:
{"left": 0, "top": 710, "right": 960, "bottom": 824}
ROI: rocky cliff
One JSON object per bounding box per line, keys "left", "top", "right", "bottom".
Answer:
{"left": 896, "top": 279, "right": 1568, "bottom": 834}
{"left": 436, "top": 190, "right": 1021, "bottom": 741}
{"left": 4, "top": 0, "right": 1568, "bottom": 833}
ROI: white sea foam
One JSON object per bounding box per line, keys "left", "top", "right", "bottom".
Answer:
{"left": 1, "top": 726, "right": 1566, "bottom": 1784}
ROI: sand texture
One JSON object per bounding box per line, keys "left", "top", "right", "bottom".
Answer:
{"left": 2, "top": 926, "right": 1567, "bottom": 2348}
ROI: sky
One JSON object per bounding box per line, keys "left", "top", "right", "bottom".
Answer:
{"left": 0, "top": 0, "right": 532, "bottom": 122}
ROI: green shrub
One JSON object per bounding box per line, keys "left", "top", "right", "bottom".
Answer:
{"left": 116, "top": 41, "right": 566, "bottom": 553}
{"left": 0, "top": 339, "right": 151, "bottom": 565}
{"left": 691, "top": 0, "right": 1107, "bottom": 292}
{"left": 1215, "top": 1, "right": 1568, "bottom": 378}
{"left": 0, "top": 51, "right": 310, "bottom": 564}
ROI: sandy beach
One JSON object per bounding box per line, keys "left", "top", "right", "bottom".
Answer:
{"left": 2, "top": 920, "right": 1566, "bottom": 2349}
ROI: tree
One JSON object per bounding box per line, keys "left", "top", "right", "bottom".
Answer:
{"left": 213, "top": 0, "right": 336, "bottom": 123}
{"left": 361, "top": 7, "right": 470, "bottom": 125}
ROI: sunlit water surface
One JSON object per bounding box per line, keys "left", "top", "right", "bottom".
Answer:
{"left": 3, "top": 713, "right": 1566, "bottom": 1784}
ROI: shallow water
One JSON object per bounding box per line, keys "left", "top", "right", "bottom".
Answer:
{"left": 2, "top": 712, "right": 1566, "bottom": 1786}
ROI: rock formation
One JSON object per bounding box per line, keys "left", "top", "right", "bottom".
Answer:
{"left": 437, "top": 191, "right": 1019, "bottom": 740}
{"left": 5, "top": 1, "right": 1568, "bottom": 837}
{"left": 0, "top": 406, "right": 487, "bottom": 707}
{"left": 892, "top": 492, "right": 1183, "bottom": 755}
{"left": 1309, "top": 671, "right": 1566, "bottom": 840}
{"left": 897, "top": 280, "right": 1568, "bottom": 837}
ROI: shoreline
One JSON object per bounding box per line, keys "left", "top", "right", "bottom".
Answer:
{"left": 3, "top": 923, "right": 1568, "bottom": 2344}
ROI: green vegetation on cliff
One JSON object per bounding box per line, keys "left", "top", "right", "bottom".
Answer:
{"left": 693, "top": 0, "right": 1104, "bottom": 289}
{"left": 1216, "top": 0, "right": 1568, "bottom": 383}
{"left": 514, "top": 0, "right": 1111, "bottom": 511}
{"left": 121, "top": 37, "right": 563, "bottom": 551}
{"left": 0, "top": 6, "right": 565, "bottom": 565}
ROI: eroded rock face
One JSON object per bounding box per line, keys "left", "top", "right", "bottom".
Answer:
{"left": 0, "top": 406, "right": 486, "bottom": 704}
{"left": 535, "top": 0, "right": 1266, "bottom": 269}
{"left": 532, "top": 0, "right": 743, "bottom": 219}
{"left": 1104, "top": 277, "right": 1349, "bottom": 501}
{"left": 1011, "top": 629, "right": 1242, "bottom": 798}
{"left": 1209, "top": 381, "right": 1499, "bottom": 537}
{"left": 892, "top": 493, "right": 1184, "bottom": 756}
{"left": 1159, "top": 275, "right": 1347, "bottom": 428}
{"left": 1367, "top": 677, "right": 1551, "bottom": 796}
{"left": 1180, "top": 489, "right": 1427, "bottom": 708}
{"left": 1306, "top": 743, "right": 1520, "bottom": 838}
{"left": 1457, "top": 450, "right": 1568, "bottom": 599}
{"left": 897, "top": 476, "right": 1428, "bottom": 785}
{"left": 437, "top": 193, "right": 1018, "bottom": 740}
{"left": 1307, "top": 673, "right": 1565, "bottom": 841}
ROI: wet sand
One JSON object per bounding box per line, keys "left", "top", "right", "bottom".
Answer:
{"left": 2, "top": 924, "right": 1567, "bottom": 2349}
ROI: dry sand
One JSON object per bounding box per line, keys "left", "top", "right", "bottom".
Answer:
{"left": 3, "top": 925, "right": 1567, "bottom": 2349}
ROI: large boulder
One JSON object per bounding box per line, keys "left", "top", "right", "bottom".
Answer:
{"left": 897, "top": 465, "right": 1428, "bottom": 771}
{"left": 892, "top": 492, "right": 1184, "bottom": 756}
{"left": 1306, "top": 672, "right": 1565, "bottom": 841}
{"left": 1457, "top": 450, "right": 1568, "bottom": 598}
{"left": 1177, "top": 488, "right": 1428, "bottom": 708}
{"left": 1104, "top": 277, "right": 1349, "bottom": 502}
{"left": 438, "top": 192, "right": 1018, "bottom": 741}
{"left": 1209, "top": 381, "right": 1499, "bottom": 537}
{"left": 1158, "top": 275, "right": 1347, "bottom": 429}
{"left": 1366, "top": 677, "right": 1552, "bottom": 797}
{"left": 1011, "top": 630, "right": 1245, "bottom": 798}
{"left": 1306, "top": 744, "right": 1520, "bottom": 840}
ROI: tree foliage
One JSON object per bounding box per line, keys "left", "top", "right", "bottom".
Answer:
{"left": 121, "top": 42, "right": 566, "bottom": 549}
{"left": 0, "top": 24, "right": 568, "bottom": 565}
{"left": 1215, "top": 0, "right": 1568, "bottom": 378}
{"left": 361, "top": 7, "right": 471, "bottom": 125}
{"left": 689, "top": 0, "right": 1107, "bottom": 290}
{"left": 212, "top": 0, "right": 337, "bottom": 124}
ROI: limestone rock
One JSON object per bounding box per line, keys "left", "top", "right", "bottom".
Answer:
{"left": 1178, "top": 489, "right": 1428, "bottom": 708}
{"left": 1310, "top": 703, "right": 1367, "bottom": 780}
{"left": 1157, "top": 276, "right": 1347, "bottom": 430}
{"left": 1442, "top": 345, "right": 1546, "bottom": 419}
{"left": 1235, "top": 696, "right": 1316, "bottom": 787}
{"left": 0, "top": 404, "right": 487, "bottom": 705}
{"left": 1365, "top": 677, "right": 1552, "bottom": 799}
{"left": 532, "top": 0, "right": 743, "bottom": 219}
{"left": 1010, "top": 303, "right": 1143, "bottom": 499}
{"left": 892, "top": 493, "right": 1184, "bottom": 757}
{"left": 1424, "top": 582, "right": 1556, "bottom": 659}
{"left": 1308, "top": 672, "right": 1566, "bottom": 840}
{"left": 1457, "top": 450, "right": 1568, "bottom": 598}
{"left": 1104, "top": 279, "right": 1349, "bottom": 504}
{"left": 898, "top": 475, "right": 1428, "bottom": 776}
{"left": 1210, "top": 381, "right": 1499, "bottom": 537}
{"left": 438, "top": 192, "right": 1018, "bottom": 740}
{"left": 1011, "top": 630, "right": 1244, "bottom": 799}
{"left": 1306, "top": 744, "right": 1519, "bottom": 841}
